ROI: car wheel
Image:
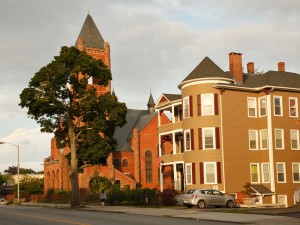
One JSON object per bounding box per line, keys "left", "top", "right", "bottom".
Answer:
{"left": 226, "top": 200, "right": 234, "bottom": 208}
{"left": 197, "top": 200, "right": 205, "bottom": 209}
{"left": 186, "top": 204, "right": 193, "bottom": 208}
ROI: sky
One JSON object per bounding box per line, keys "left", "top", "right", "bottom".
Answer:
{"left": 0, "top": 0, "right": 300, "bottom": 173}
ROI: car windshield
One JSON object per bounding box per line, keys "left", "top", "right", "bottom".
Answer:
{"left": 185, "top": 189, "right": 195, "bottom": 194}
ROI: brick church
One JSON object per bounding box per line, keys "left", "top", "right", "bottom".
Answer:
{"left": 43, "top": 14, "right": 170, "bottom": 193}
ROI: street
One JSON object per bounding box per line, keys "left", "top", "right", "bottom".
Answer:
{"left": 0, "top": 205, "right": 232, "bottom": 225}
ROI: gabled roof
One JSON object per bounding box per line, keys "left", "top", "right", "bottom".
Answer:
{"left": 113, "top": 109, "right": 155, "bottom": 151}
{"left": 250, "top": 184, "right": 275, "bottom": 195}
{"left": 181, "top": 57, "right": 232, "bottom": 83}
{"left": 75, "top": 14, "right": 105, "bottom": 49}
{"left": 155, "top": 93, "right": 182, "bottom": 109}
{"left": 163, "top": 93, "right": 182, "bottom": 102}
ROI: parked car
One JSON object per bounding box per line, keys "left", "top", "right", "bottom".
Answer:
{"left": 183, "top": 188, "right": 236, "bottom": 209}
{"left": 0, "top": 197, "right": 7, "bottom": 203}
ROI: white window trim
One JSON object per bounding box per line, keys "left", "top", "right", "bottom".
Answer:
{"left": 276, "top": 162, "right": 286, "bottom": 183}
{"left": 273, "top": 96, "right": 283, "bottom": 116}
{"left": 183, "top": 96, "right": 190, "bottom": 119}
{"left": 290, "top": 129, "right": 300, "bottom": 150}
{"left": 202, "top": 127, "right": 216, "bottom": 150}
{"left": 184, "top": 129, "right": 191, "bottom": 151}
{"left": 274, "top": 129, "right": 285, "bottom": 150}
{"left": 201, "top": 93, "right": 215, "bottom": 116}
{"left": 260, "top": 129, "right": 268, "bottom": 150}
{"left": 204, "top": 162, "right": 217, "bottom": 184}
{"left": 289, "top": 97, "right": 298, "bottom": 118}
{"left": 292, "top": 163, "right": 300, "bottom": 183}
{"left": 250, "top": 163, "right": 260, "bottom": 183}
{"left": 258, "top": 96, "right": 267, "bottom": 117}
{"left": 249, "top": 130, "right": 258, "bottom": 150}
{"left": 261, "top": 162, "right": 270, "bottom": 183}
{"left": 185, "top": 163, "right": 193, "bottom": 185}
{"left": 247, "top": 97, "right": 257, "bottom": 118}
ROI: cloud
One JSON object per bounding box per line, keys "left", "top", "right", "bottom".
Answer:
{"left": 0, "top": 127, "right": 52, "bottom": 173}
{"left": 0, "top": 0, "right": 300, "bottom": 173}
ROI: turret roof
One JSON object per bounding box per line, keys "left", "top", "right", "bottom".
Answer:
{"left": 181, "top": 57, "right": 231, "bottom": 83}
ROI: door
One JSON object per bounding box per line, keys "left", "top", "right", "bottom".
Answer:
{"left": 294, "top": 188, "right": 300, "bottom": 204}
{"left": 278, "top": 195, "right": 287, "bottom": 208}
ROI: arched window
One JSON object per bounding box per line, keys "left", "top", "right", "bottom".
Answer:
{"left": 113, "top": 159, "right": 120, "bottom": 169}
{"left": 123, "top": 159, "right": 128, "bottom": 168}
{"left": 145, "top": 150, "right": 152, "bottom": 182}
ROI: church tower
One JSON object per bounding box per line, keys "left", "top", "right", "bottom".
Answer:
{"left": 75, "top": 14, "right": 111, "bottom": 95}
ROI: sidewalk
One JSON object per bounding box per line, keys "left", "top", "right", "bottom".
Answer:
{"left": 23, "top": 202, "right": 300, "bottom": 225}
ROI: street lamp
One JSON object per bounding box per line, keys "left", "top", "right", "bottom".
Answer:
{"left": 0, "top": 141, "right": 20, "bottom": 203}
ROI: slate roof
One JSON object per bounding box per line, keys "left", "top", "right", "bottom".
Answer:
{"left": 181, "top": 57, "right": 232, "bottom": 83}
{"left": 242, "top": 71, "right": 300, "bottom": 88}
{"left": 250, "top": 184, "right": 275, "bottom": 195}
{"left": 113, "top": 109, "right": 156, "bottom": 151}
{"left": 75, "top": 14, "right": 105, "bottom": 49}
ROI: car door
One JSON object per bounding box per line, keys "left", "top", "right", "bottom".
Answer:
{"left": 211, "top": 189, "right": 225, "bottom": 206}
{"left": 200, "top": 190, "right": 214, "bottom": 206}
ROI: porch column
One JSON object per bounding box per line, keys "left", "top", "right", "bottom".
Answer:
{"left": 159, "top": 164, "right": 163, "bottom": 191}
{"left": 172, "top": 132, "right": 176, "bottom": 154}
{"left": 171, "top": 105, "right": 175, "bottom": 123}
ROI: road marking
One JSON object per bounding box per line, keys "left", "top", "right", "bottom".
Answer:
{"left": 3, "top": 211, "right": 91, "bottom": 225}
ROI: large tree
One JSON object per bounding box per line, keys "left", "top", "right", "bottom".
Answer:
{"left": 19, "top": 46, "right": 127, "bottom": 207}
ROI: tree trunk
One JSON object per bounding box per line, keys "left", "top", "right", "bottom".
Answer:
{"left": 69, "top": 125, "right": 80, "bottom": 207}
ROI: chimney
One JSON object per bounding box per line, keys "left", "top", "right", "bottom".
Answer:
{"left": 278, "top": 62, "right": 285, "bottom": 72}
{"left": 229, "top": 52, "right": 243, "bottom": 83}
{"left": 247, "top": 62, "right": 255, "bottom": 74}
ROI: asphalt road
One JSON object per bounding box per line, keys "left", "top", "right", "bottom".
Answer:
{"left": 0, "top": 205, "right": 235, "bottom": 225}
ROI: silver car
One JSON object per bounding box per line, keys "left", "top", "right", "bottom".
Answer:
{"left": 183, "top": 189, "right": 236, "bottom": 209}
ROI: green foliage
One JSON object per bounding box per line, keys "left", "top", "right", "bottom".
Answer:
{"left": 19, "top": 46, "right": 127, "bottom": 169}
{"left": 89, "top": 171, "right": 113, "bottom": 194}
{"left": 0, "top": 174, "right": 14, "bottom": 186}
{"left": 106, "top": 186, "right": 158, "bottom": 206}
{"left": 159, "top": 189, "right": 177, "bottom": 206}
{"left": 241, "top": 182, "right": 254, "bottom": 197}
{"left": 4, "top": 166, "right": 37, "bottom": 175}
{"left": 19, "top": 175, "right": 44, "bottom": 194}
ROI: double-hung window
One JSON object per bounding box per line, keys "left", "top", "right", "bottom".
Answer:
{"left": 185, "top": 163, "right": 193, "bottom": 185}
{"left": 201, "top": 94, "right": 214, "bottom": 116}
{"left": 289, "top": 97, "right": 298, "bottom": 117}
{"left": 249, "top": 130, "right": 258, "bottom": 150}
{"left": 183, "top": 97, "right": 190, "bottom": 119}
{"left": 260, "top": 129, "right": 268, "bottom": 150}
{"left": 203, "top": 128, "right": 215, "bottom": 149}
{"left": 247, "top": 97, "right": 257, "bottom": 117}
{"left": 290, "top": 130, "right": 299, "bottom": 150}
{"left": 292, "top": 163, "right": 300, "bottom": 183}
{"left": 275, "top": 129, "right": 284, "bottom": 149}
{"left": 184, "top": 130, "right": 191, "bottom": 151}
{"left": 250, "top": 163, "right": 260, "bottom": 183}
{"left": 276, "top": 163, "right": 286, "bottom": 183}
{"left": 274, "top": 96, "right": 283, "bottom": 116}
{"left": 261, "top": 163, "right": 270, "bottom": 183}
{"left": 258, "top": 96, "right": 267, "bottom": 117}
{"left": 204, "top": 162, "right": 217, "bottom": 184}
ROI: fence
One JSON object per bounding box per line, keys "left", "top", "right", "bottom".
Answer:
{"left": 27, "top": 189, "right": 178, "bottom": 207}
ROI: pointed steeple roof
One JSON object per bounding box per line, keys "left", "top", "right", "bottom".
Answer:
{"left": 147, "top": 92, "right": 155, "bottom": 113}
{"left": 181, "top": 57, "right": 231, "bottom": 83}
{"left": 75, "top": 14, "right": 105, "bottom": 49}
{"left": 147, "top": 92, "right": 155, "bottom": 108}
